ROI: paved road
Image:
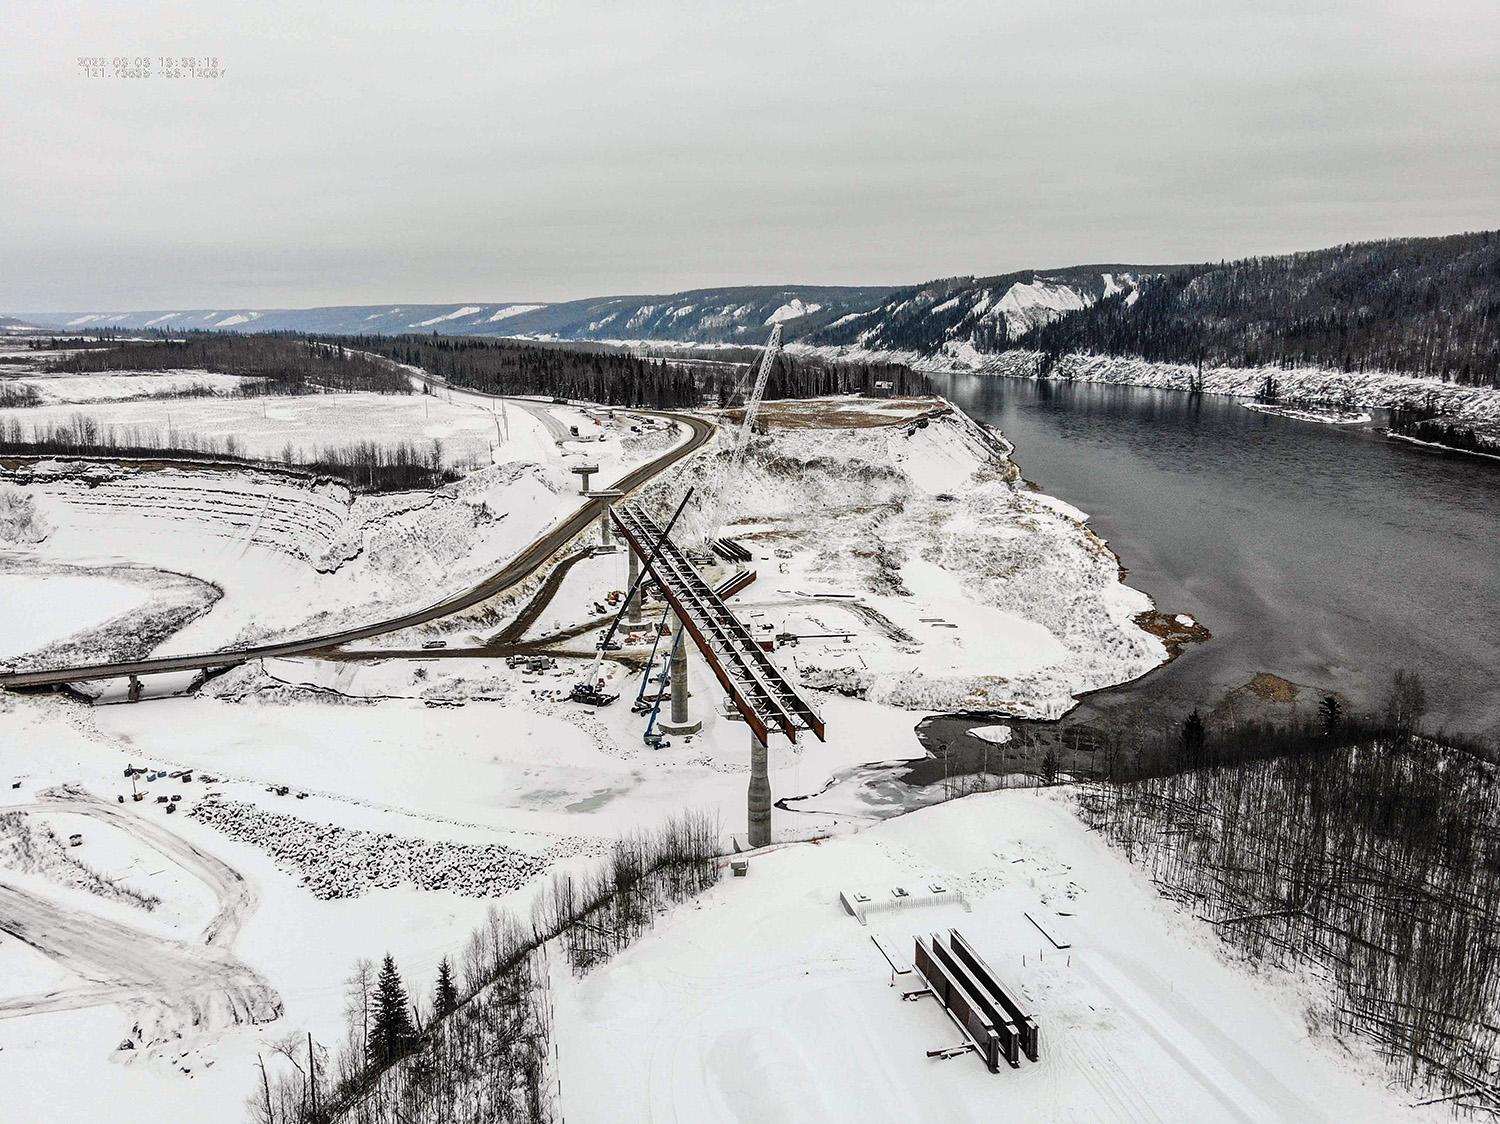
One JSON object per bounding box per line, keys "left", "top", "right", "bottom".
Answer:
{"left": 0, "top": 398, "right": 713, "bottom": 690}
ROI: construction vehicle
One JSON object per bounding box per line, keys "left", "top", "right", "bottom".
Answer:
{"left": 569, "top": 489, "right": 694, "bottom": 707}
{"left": 641, "top": 626, "right": 685, "bottom": 748}
{"left": 631, "top": 605, "right": 675, "bottom": 714}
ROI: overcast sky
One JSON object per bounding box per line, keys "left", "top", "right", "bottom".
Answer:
{"left": 4, "top": 0, "right": 1498, "bottom": 310}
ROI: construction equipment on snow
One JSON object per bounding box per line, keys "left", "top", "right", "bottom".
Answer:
{"left": 568, "top": 488, "right": 694, "bottom": 707}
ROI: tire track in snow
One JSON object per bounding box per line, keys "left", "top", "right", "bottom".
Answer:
{"left": 0, "top": 790, "right": 278, "bottom": 1041}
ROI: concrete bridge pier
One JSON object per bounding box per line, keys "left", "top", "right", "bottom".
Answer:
{"left": 625, "top": 547, "right": 643, "bottom": 624}
{"left": 748, "top": 731, "right": 772, "bottom": 848}
{"left": 597, "top": 504, "right": 615, "bottom": 550}
{"left": 657, "top": 612, "right": 701, "bottom": 735}
{"left": 127, "top": 675, "right": 143, "bottom": 703}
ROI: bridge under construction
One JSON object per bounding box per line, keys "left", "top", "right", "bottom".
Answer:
{"left": 610, "top": 500, "right": 825, "bottom": 847}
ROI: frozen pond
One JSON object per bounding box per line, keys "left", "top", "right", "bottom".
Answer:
{"left": 0, "top": 571, "right": 151, "bottom": 657}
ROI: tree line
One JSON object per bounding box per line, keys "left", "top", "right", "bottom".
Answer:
{"left": 0, "top": 415, "right": 460, "bottom": 494}
{"left": 250, "top": 811, "right": 721, "bottom": 1124}
{"left": 340, "top": 333, "right": 933, "bottom": 409}
{"left": 1025, "top": 231, "right": 1500, "bottom": 388}
{"left": 43, "top": 334, "right": 412, "bottom": 395}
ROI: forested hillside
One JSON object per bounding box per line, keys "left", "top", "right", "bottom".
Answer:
{"left": 1024, "top": 231, "right": 1500, "bottom": 387}
{"left": 16, "top": 232, "right": 1499, "bottom": 386}
{"left": 19, "top": 285, "right": 895, "bottom": 344}
{"left": 362, "top": 335, "right": 932, "bottom": 407}
{"left": 803, "top": 265, "right": 1161, "bottom": 353}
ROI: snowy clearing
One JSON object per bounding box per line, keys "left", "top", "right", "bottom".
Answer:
{"left": 2, "top": 370, "right": 259, "bottom": 404}
{"left": 0, "top": 572, "right": 152, "bottom": 657}
{"left": 554, "top": 788, "right": 1426, "bottom": 1123}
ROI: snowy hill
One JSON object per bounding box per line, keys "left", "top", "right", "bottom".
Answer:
{"left": 799, "top": 265, "right": 1166, "bottom": 355}
{"left": 18, "top": 230, "right": 1498, "bottom": 384}
{"left": 16, "top": 286, "right": 895, "bottom": 345}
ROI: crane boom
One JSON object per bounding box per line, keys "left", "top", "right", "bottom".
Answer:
{"left": 727, "top": 322, "right": 782, "bottom": 465}
{"left": 697, "top": 324, "right": 782, "bottom": 544}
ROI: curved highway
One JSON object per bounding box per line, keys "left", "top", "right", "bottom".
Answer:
{"left": 0, "top": 400, "right": 713, "bottom": 690}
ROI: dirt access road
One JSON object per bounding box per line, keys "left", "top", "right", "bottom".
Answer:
{"left": 0, "top": 789, "right": 278, "bottom": 1039}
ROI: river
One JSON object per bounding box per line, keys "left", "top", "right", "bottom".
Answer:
{"left": 930, "top": 373, "right": 1500, "bottom": 736}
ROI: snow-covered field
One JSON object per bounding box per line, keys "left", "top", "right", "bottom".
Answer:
{"left": 2, "top": 389, "right": 1385, "bottom": 1122}
{"left": 0, "top": 395, "right": 673, "bottom": 660}
{"left": 0, "top": 388, "right": 526, "bottom": 467}
{"left": 1, "top": 572, "right": 152, "bottom": 657}
{"left": 0, "top": 369, "right": 259, "bottom": 404}
{"left": 554, "top": 788, "right": 1427, "bottom": 1122}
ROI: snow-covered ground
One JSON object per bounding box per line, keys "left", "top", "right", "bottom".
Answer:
{"left": 0, "top": 391, "right": 1280, "bottom": 1121}
{"left": 0, "top": 572, "right": 152, "bottom": 657}
{"left": 0, "top": 369, "right": 259, "bottom": 404}
{"left": 554, "top": 788, "right": 1429, "bottom": 1123}
{"left": 646, "top": 397, "right": 1166, "bottom": 716}
{"left": 0, "top": 396, "right": 675, "bottom": 660}
{"left": 0, "top": 388, "right": 528, "bottom": 468}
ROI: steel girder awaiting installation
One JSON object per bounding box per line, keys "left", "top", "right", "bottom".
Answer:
{"left": 611, "top": 503, "right": 825, "bottom": 748}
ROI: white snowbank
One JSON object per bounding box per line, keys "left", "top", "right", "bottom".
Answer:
{"left": 487, "top": 303, "right": 545, "bottom": 322}
{"left": 764, "top": 299, "right": 823, "bottom": 325}
{"left": 409, "top": 306, "right": 483, "bottom": 327}
{"left": 994, "top": 278, "right": 1092, "bottom": 335}
{"left": 969, "top": 723, "right": 1011, "bottom": 744}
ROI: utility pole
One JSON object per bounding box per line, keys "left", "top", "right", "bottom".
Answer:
{"left": 308, "top": 1033, "right": 317, "bottom": 1121}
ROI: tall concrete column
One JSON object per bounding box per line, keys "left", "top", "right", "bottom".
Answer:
{"left": 748, "top": 731, "right": 772, "bottom": 847}
{"left": 597, "top": 503, "right": 614, "bottom": 550}
{"left": 658, "top": 612, "right": 701, "bottom": 735}
{"left": 625, "top": 548, "right": 642, "bottom": 624}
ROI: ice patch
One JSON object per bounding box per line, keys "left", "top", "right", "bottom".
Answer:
{"left": 969, "top": 724, "right": 1012, "bottom": 744}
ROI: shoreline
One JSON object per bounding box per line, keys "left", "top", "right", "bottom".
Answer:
{"left": 1385, "top": 429, "right": 1500, "bottom": 464}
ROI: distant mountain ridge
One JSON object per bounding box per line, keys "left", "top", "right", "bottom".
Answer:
{"left": 798, "top": 264, "right": 1169, "bottom": 355}
{"left": 15, "top": 230, "right": 1498, "bottom": 385}
{"left": 16, "top": 285, "right": 898, "bottom": 345}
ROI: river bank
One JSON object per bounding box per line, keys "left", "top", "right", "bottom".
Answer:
{"left": 921, "top": 372, "right": 1500, "bottom": 734}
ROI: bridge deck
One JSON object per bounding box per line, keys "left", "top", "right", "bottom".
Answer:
{"left": 613, "top": 503, "right": 825, "bottom": 747}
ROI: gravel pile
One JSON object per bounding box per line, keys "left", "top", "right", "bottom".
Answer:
{"left": 191, "top": 799, "right": 547, "bottom": 899}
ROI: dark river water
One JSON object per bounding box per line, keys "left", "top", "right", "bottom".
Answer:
{"left": 930, "top": 373, "right": 1500, "bottom": 737}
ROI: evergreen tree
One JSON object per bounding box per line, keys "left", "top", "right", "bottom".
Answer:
{"left": 1180, "top": 709, "right": 1206, "bottom": 765}
{"left": 434, "top": 956, "right": 459, "bottom": 1019}
{"left": 368, "top": 953, "right": 417, "bottom": 1067}
{"left": 1318, "top": 694, "right": 1343, "bottom": 736}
